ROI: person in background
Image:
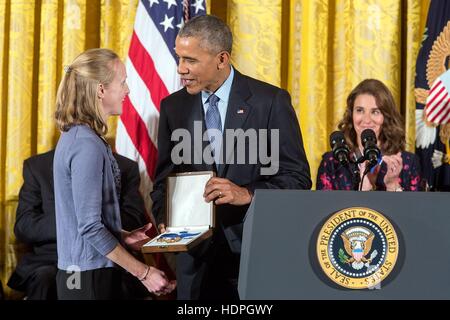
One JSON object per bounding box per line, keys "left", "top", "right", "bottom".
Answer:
{"left": 317, "top": 79, "right": 423, "bottom": 191}
{"left": 53, "top": 48, "right": 175, "bottom": 299}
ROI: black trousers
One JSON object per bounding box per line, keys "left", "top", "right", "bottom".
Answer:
{"left": 176, "top": 232, "right": 240, "bottom": 300}
{"left": 56, "top": 267, "right": 121, "bottom": 300}
{"left": 26, "top": 265, "right": 57, "bottom": 300}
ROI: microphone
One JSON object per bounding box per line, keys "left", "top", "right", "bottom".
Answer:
{"left": 361, "top": 129, "right": 381, "bottom": 167}
{"left": 330, "top": 131, "right": 350, "bottom": 165}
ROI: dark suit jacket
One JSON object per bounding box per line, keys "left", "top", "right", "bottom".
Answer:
{"left": 7, "top": 149, "right": 147, "bottom": 291}
{"left": 151, "top": 69, "right": 312, "bottom": 253}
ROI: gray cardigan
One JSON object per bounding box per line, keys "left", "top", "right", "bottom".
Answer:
{"left": 54, "top": 125, "right": 122, "bottom": 271}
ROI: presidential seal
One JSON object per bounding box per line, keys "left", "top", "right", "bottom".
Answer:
{"left": 316, "top": 207, "right": 399, "bottom": 289}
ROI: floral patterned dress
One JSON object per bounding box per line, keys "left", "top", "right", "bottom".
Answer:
{"left": 316, "top": 151, "right": 423, "bottom": 191}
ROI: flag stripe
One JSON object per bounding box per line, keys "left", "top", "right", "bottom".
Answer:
{"left": 426, "top": 85, "right": 445, "bottom": 109}
{"left": 126, "top": 58, "right": 159, "bottom": 146}
{"left": 121, "top": 96, "right": 158, "bottom": 180}
{"left": 426, "top": 92, "right": 446, "bottom": 114}
{"left": 442, "top": 107, "right": 450, "bottom": 123}
{"left": 430, "top": 99, "right": 450, "bottom": 122}
{"left": 116, "top": 120, "right": 156, "bottom": 223}
{"left": 427, "top": 92, "right": 448, "bottom": 118}
{"left": 128, "top": 31, "right": 168, "bottom": 112}
{"left": 429, "top": 79, "right": 442, "bottom": 95}
{"left": 434, "top": 100, "right": 450, "bottom": 123}
{"left": 425, "top": 75, "right": 450, "bottom": 125}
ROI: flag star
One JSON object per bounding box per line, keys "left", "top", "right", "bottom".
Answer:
{"left": 191, "top": 0, "right": 205, "bottom": 14}
{"left": 160, "top": 14, "right": 174, "bottom": 32}
{"left": 149, "top": 0, "right": 159, "bottom": 7}
{"left": 163, "top": 0, "right": 177, "bottom": 9}
{"left": 176, "top": 19, "right": 184, "bottom": 29}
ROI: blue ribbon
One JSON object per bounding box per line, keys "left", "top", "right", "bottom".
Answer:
{"left": 160, "top": 231, "right": 201, "bottom": 240}
{"left": 369, "top": 153, "right": 383, "bottom": 174}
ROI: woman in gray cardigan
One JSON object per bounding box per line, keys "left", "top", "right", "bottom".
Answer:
{"left": 53, "top": 48, "right": 175, "bottom": 299}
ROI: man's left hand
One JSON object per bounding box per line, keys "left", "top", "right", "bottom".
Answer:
{"left": 203, "top": 177, "right": 252, "bottom": 206}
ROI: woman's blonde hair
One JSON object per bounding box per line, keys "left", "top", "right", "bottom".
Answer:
{"left": 55, "top": 48, "right": 120, "bottom": 136}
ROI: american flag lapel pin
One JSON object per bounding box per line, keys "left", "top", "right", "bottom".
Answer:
{"left": 237, "top": 108, "right": 245, "bottom": 114}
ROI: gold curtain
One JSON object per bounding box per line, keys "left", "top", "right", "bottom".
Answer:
{"left": 0, "top": 0, "right": 430, "bottom": 298}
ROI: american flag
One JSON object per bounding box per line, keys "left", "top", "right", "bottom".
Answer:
{"left": 115, "top": 0, "right": 206, "bottom": 276}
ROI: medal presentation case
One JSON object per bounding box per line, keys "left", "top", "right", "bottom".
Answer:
{"left": 142, "top": 171, "right": 215, "bottom": 253}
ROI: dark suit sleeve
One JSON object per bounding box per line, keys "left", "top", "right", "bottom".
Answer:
{"left": 246, "top": 89, "right": 312, "bottom": 192}
{"left": 14, "top": 160, "right": 56, "bottom": 245}
{"left": 150, "top": 99, "right": 175, "bottom": 226}
{"left": 119, "top": 159, "right": 148, "bottom": 231}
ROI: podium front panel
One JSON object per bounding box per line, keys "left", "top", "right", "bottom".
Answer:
{"left": 238, "top": 190, "right": 450, "bottom": 299}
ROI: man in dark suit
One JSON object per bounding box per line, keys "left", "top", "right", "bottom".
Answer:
{"left": 7, "top": 149, "right": 149, "bottom": 299}
{"left": 151, "top": 15, "right": 312, "bottom": 300}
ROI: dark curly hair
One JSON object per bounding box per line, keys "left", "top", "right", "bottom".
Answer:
{"left": 337, "top": 79, "right": 405, "bottom": 155}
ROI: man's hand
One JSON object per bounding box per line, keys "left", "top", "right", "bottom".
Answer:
{"left": 203, "top": 177, "right": 252, "bottom": 206}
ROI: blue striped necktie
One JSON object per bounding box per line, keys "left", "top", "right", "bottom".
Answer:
{"left": 205, "top": 94, "right": 222, "bottom": 166}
